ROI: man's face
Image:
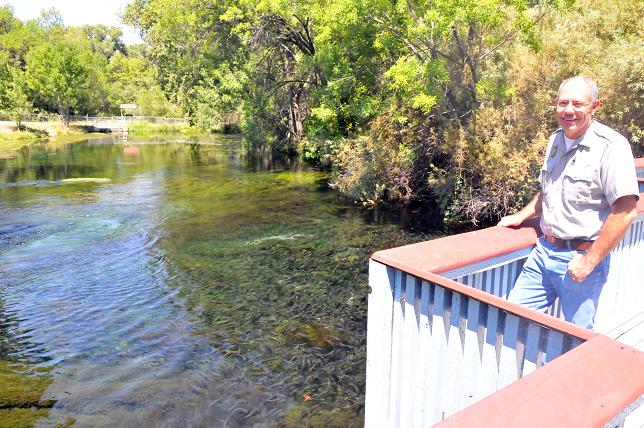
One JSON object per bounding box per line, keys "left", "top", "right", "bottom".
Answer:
{"left": 556, "top": 80, "right": 600, "bottom": 140}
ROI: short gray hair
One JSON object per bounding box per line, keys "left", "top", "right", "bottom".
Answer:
{"left": 558, "top": 76, "right": 599, "bottom": 101}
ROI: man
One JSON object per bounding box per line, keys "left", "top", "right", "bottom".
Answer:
{"left": 498, "top": 76, "right": 639, "bottom": 330}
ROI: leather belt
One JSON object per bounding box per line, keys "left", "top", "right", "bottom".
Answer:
{"left": 544, "top": 235, "right": 593, "bottom": 251}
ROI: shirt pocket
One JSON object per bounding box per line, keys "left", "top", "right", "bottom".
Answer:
{"left": 562, "top": 169, "right": 594, "bottom": 204}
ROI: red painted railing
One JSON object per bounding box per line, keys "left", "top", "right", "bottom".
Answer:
{"left": 437, "top": 335, "right": 644, "bottom": 427}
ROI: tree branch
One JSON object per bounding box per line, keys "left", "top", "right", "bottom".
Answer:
{"left": 368, "top": 13, "right": 429, "bottom": 61}
{"left": 477, "top": 4, "right": 554, "bottom": 62}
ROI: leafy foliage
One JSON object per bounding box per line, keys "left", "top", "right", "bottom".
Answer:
{"left": 328, "top": 0, "right": 642, "bottom": 224}
{"left": 0, "top": 68, "right": 33, "bottom": 128}
{"left": 1, "top": 0, "right": 640, "bottom": 223}
{"left": 24, "top": 32, "right": 99, "bottom": 119}
{"left": 0, "top": 5, "right": 181, "bottom": 122}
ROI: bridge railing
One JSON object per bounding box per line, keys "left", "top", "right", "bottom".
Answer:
{"left": 366, "top": 160, "right": 644, "bottom": 427}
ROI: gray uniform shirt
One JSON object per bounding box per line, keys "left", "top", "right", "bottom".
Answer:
{"left": 539, "top": 121, "right": 639, "bottom": 240}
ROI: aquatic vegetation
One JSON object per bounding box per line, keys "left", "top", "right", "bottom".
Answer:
{"left": 0, "top": 136, "right": 431, "bottom": 425}
{"left": 0, "top": 363, "right": 54, "bottom": 408}
{"left": 159, "top": 177, "right": 425, "bottom": 424}
{"left": 60, "top": 178, "right": 111, "bottom": 184}
{"left": 0, "top": 409, "right": 50, "bottom": 428}
{"left": 0, "top": 362, "right": 54, "bottom": 427}
{"left": 275, "top": 321, "right": 344, "bottom": 350}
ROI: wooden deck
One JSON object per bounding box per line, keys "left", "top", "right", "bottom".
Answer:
{"left": 608, "top": 310, "right": 644, "bottom": 352}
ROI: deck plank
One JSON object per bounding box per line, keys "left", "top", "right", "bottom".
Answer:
{"left": 605, "top": 310, "right": 644, "bottom": 352}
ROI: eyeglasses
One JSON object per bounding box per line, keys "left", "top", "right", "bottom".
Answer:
{"left": 556, "top": 100, "right": 591, "bottom": 111}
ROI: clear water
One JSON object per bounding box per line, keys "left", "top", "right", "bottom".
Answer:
{"left": 0, "top": 135, "right": 433, "bottom": 427}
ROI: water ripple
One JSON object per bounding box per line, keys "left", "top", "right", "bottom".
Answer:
{"left": 1, "top": 174, "right": 289, "bottom": 427}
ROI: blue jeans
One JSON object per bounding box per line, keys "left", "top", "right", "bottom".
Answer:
{"left": 508, "top": 236, "right": 610, "bottom": 330}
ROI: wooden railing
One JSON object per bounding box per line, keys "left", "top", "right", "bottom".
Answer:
{"left": 365, "top": 159, "right": 644, "bottom": 427}
{"left": 436, "top": 334, "right": 644, "bottom": 427}
{"left": 365, "top": 261, "right": 595, "bottom": 427}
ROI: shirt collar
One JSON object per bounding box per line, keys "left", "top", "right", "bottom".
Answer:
{"left": 574, "top": 120, "right": 596, "bottom": 148}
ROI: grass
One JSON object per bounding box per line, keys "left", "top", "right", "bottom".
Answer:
{"left": 127, "top": 120, "right": 240, "bottom": 137}
{"left": 0, "top": 131, "right": 41, "bottom": 142}
{"left": 126, "top": 120, "right": 204, "bottom": 136}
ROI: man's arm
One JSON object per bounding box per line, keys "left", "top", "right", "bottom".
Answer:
{"left": 568, "top": 195, "right": 639, "bottom": 282}
{"left": 498, "top": 192, "right": 543, "bottom": 227}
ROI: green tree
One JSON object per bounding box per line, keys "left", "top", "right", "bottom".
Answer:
{"left": 81, "top": 24, "right": 128, "bottom": 59}
{"left": 0, "top": 5, "right": 16, "bottom": 34}
{"left": 124, "top": 0, "right": 248, "bottom": 116}
{"left": 0, "top": 6, "right": 46, "bottom": 70}
{"left": 1, "top": 68, "right": 34, "bottom": 128}
{"left": 24, "top": 32, "right": 101, "bottom": 122}
{"left": 105, "top": 50, "right": 180, "bottom": 116}
{"left": 35, "top": 7, "right": 64, "bottom": 29}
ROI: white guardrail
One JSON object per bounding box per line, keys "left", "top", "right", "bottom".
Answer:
{"left": 365, "top": 176, "right": 644, "bottom": 426}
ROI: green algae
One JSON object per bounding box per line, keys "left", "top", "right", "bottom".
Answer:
{"left": 0, "top": 362, "right": 55, "bottom": 427}
{"left": 60, "top": 178, "right": 111, "bottom": 184}
{"left": 0, "top": 362, "right": 54, "bottom": 409}
{"left": 276, "top": 321, "right": 344, "bottom": 350}
{"left": 0, "top": 408, "right": 50, "bottom": 428}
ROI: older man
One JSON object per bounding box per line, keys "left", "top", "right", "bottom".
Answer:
{"left": 498, "top": 76, "right": 639, "bottom": 329}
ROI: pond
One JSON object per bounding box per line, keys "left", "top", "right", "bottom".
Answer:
{"left": 0, "top": 135, "right": 437, "bottom": 427}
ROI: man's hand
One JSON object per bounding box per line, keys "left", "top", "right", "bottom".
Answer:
{"left": 567, "top": 253, "right": 597, "bottom": 282}
{"left": 567, "top": 195, "right": 638, "bottom": 283}
{"left": 498, "top": 193, "right": 543, "bottom": 228}
{"left": 498, "top": 214, "right": 524, "bottom": 227}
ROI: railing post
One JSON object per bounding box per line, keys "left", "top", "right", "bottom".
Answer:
{"left": 365, "top": 260, "right": 394, "bottom": 427}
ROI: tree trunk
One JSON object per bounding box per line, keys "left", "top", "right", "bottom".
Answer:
{"left": 287, "top": 83, "right": 305, "bottom": 142}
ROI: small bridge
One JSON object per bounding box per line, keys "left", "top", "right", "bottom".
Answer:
{"left": 67, "top": 116, "right": 191, "bottom": 133}
{"left": 84, "top": 116, "right": 129, "bottom": 133}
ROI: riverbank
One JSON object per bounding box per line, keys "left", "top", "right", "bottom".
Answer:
{"left": 0, "top": 120, "right": 216, "bottom": 159}
{"left": 0, "top": 122, "right": 108, "bottom": 159}
{"left": 0, "top": 120, "right": 88, "bottom": 139}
